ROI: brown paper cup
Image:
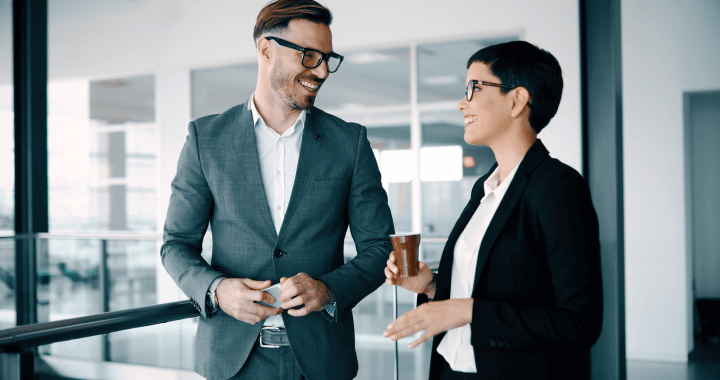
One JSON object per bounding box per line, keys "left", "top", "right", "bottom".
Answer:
{"left": 390, "top": 233, "right": 421, "bottom": 277}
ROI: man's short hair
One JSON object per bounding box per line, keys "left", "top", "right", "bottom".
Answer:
{"left": 467, "top": 41, "right": 563, "bottom": 134}
{"left": 254, "top": 0, "right": 333, "bottom": 42}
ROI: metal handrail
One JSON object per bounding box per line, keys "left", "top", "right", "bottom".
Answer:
{"left": 0, "top": 232, "right": 163, "bottom": 240}
{"left": 0, "top": 300, "right": 199, "bottom": 352}
{"left": 0, "top": 233, "right": 449, "bottom": 244}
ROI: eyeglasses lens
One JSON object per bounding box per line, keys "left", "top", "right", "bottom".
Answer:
{"left": 302, "top": 51, "right": 322, "bottom": 69}
{"left": 302, "top": 51, "right": 341, "bottom": 73}
{"left": 325, "top": 56, "right": 341, "bottom": 72}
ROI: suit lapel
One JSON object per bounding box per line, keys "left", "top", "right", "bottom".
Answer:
{"left": 470, "top": 140, "right": 549, "bottom": 294}
{"left": 277, "top": 108, "right": 324, "bottom": 238}
{"left": 231, "top": 101, "right": 277, "bottom": 238}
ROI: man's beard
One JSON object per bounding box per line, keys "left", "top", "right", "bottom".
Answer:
{"left": 270, "top": 57, "right": 322, "bottom": 111}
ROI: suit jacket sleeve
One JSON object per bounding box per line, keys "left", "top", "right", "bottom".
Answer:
{"left": 470, "top": 170, "right": 603, "bottom": 349}
{"left": 319, "top": 126, "right": 395, "bottom": 319}
{"left": 161, "top": 120, "right": 224, "bottom": 319}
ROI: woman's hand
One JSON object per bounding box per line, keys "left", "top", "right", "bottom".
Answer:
{"left": 383, "top": 298, "right": 473, "bottom": 348}
{"left": 384, "top": 251, "right": 436, "bottom": 298}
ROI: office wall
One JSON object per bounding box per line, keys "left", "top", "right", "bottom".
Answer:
{"left": 0, "top": 0, "right": 582, "bottom": 172}
{"left": 623, "top": 0, "right": 720, "bottom": 362}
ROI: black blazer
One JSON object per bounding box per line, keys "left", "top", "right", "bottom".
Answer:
{"left": 424, "top": 140, "right": 603, "bottom": 380}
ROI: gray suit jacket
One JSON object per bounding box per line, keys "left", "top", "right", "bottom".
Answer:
{"left": 161, "top": 101, "right": 394, "bottom": 380}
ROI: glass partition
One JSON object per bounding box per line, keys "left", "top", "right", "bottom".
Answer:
{"left": 192, "top": 64, "right": 257, "bottom": 119}
{"left": 0, "top": 0, "right": 14, "bottom": 329}
{"left": 48, "top": 76, "right": 157, "bottom": 232}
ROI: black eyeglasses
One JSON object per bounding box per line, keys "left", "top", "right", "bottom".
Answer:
{"left": 465, "top": 79, "right": 533, "bottom": 108}
{"left": 265, "top": 36, "right": 344, "bottom": 73}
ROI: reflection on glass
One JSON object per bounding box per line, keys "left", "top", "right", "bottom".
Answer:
{"left": 48, "top": 76, "right": 157, "bottom": 232}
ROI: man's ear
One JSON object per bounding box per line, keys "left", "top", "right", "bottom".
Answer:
{"left": 257, "top": 37, "right": 273, "bottom": 64}
{"left": 510, "top": 86, "right": 531, "bottom": 117}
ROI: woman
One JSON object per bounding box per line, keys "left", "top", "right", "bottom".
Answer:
{"left": 383, "top": 41, "right": 603, "bottom": 380}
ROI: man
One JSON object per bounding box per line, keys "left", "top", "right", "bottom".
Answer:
{"left": 161, "top": 1, "right": 394, "bottom": 379}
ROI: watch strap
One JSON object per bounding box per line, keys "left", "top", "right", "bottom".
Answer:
{"left": 206, "top": 276, "right": 226, "bottom": 315}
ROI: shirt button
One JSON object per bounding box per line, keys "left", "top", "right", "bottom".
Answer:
{"left": 277, "top": 170, "right": 282, "bottom": 175}
{"left": 277, "top": 205, "right": 282, "bottom": 210}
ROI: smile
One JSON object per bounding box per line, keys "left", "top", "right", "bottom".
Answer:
{"left": 464, "top": 116, "right": 477, "bottom": 126}
{"left": 299, "top": 80, "right": 319, "bottom": 92}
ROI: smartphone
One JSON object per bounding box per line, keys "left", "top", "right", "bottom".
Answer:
{"left": 255, "top": 283, "right": 282, "bottom": 308}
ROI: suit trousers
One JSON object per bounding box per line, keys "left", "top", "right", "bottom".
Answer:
{"left": 230, "top": 339, "right": 306, "bottom": 380}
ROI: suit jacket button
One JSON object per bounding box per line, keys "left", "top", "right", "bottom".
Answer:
{"left": 489, "top": 338, "right": 497, "bottom": 347}
{"left": 497, "top": 340, "right": 504, "bottom": 348}
{"left": 274, "top": 249, "right": 284, "bottom": 258}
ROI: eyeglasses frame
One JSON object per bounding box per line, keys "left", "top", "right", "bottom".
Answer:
{"left": 265, "top": 36, "right": 344, "bottom": 73}
{"left": 465, "top": 79, "right": 533, "bottom": 108}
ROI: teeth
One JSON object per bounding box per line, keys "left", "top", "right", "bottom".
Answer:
{"left": 464, "top": 116, "right": 476, "bottom": 125}
{"left": 299, "top": 80, "right": 319, "bottom": 91}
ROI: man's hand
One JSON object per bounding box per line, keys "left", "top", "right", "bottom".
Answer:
{"left": 383, "top": 298, "right": 473, "bottom": 348}
{"left": 215, "top": 278, "right": 283, "bottom": 324}
{"left": 385, "top": 251, "right": 436, "bottom": 299}
{"left": 279, "top": 273, "right": 333, "bottom": 317}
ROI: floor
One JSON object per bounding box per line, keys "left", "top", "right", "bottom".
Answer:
{"left": 628, "top": 341, "right": 720, "bottom": 380}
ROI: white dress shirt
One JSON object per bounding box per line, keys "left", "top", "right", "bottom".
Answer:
{"left": 437, "top": 161, "right": 521, "bottom": 373}
{"left": 249, "top": 94, "right": 306, "bottom": 328}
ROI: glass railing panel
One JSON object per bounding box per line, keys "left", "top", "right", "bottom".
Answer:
{"left": 36, "top": 236, "right": 161, "bottom": 362}
{"left": 0, "top": 237, "right": 15, "bottom": 329}
{"left": 104, "top": 318, "right": 196, "bottom": 370}
{"left": 346, "top": 236, "right": 434, "bottom": 380}
{"left": 23, "top": 234, "right": 435, "bottom": 377}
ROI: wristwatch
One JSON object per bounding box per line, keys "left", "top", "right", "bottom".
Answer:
{"left": 206, "top": 277, "right": 225, "bottom": 315}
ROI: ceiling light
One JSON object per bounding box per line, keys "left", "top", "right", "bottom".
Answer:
{"left": 346, "top": 51, "right": 395, "bottom": 65}
{"left": 421, "top": 75, "right": 459, "bottom": 86}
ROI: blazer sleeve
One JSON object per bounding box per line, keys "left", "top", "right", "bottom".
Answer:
{"left": 319, "top": 125, "right": 395, "bottom": 319}
{"left": 470, "top": 170, "right": 603, "bottom": 349}
{"left": 160, "top": 121, "right": 225, "bottom": 319}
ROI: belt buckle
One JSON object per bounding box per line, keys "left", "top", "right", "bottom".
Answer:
{"left": 260, "top": 326, "right": 283, "bottom": 348}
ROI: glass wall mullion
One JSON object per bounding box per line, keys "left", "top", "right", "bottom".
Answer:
{"left": 410, "top": 43, "right": 422, "bottom": 237}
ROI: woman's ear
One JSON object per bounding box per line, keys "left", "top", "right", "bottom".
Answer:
{"left": 510, "top": 86, "right": 531, "bottom": 118}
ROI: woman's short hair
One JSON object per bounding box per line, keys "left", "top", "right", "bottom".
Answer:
{"left": 467, "top": 41, "right": 563, "bottom": 134}
{"left": 254, "top": 0, "right": 333, "bottom": 42}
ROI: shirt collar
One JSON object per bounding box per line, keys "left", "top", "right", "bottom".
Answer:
{"left": 483, "top": 158, "right": 522, "bottom": 201}
{"left": 248, "top": 93, "right": 307, "bottom": 134}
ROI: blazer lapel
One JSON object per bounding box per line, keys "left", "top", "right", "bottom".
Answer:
{"left": 470, "top": 140, "right": 549, "bottom": 294}
{"left": 277, "top": 108, "right": 324, "bottom": 237}
{"left": 434, "top": 167, "right": 493, "bottom": 300}
{"left": 231, "top": 101, "right": 277, "bottom": 238}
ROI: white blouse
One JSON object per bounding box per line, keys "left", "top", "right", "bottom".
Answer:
{"left": 437, "top": 160, "right": 521, "bottom": 373}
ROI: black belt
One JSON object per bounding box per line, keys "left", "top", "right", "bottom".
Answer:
{"left": 260, "top": 327, "right": 290, "bottom": 348}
